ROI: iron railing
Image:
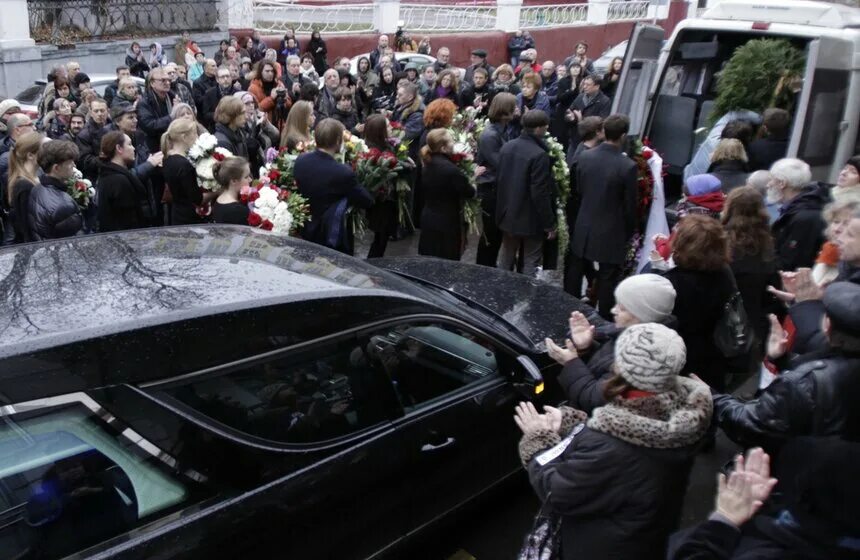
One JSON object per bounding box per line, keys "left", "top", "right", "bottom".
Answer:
{"left": 27, "top": 0, "right": 219, "bottom": 44}
{"left": 520, "top": 4, "right": 588, "bottom": 28}
{"left": 607, "top": 0, "right": 651, "bottom": 21}
{"left": 400, "top": 3, "right": 497, "bottom": 32}
{"left": 253, "top": 1, "right": 376, "bottom": 34}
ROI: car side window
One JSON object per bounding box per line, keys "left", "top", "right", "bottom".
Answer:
{"left": 0, "top": 402, "right": 196, "bottom": 560}
{"left": 162, "top": 320, "right": 502, "bottom": 443}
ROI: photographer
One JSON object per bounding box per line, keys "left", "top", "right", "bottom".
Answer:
{"left": 249, "top": 60, "right": 290, "bottom": 129}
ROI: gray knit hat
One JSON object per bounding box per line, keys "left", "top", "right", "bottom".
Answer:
{"left": 614, "top": 323, "right": 686, "bottom": 393}
{"left": 614, "top": 274, "right": 677, "bottom": 323}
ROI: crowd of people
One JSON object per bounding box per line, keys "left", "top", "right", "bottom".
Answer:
{"left": 0, "top": 27, "right": 858, "bottom": 560}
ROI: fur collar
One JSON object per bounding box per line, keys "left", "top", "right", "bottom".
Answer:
{"left": 587, "top": 377, "right": 713, "bottom": 449}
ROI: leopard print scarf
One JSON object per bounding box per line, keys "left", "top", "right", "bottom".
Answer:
{"left": 587, "top": 377, "right": 713, "bottom": 449}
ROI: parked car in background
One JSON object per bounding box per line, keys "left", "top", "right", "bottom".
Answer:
{"left": 593, "top": 39, "right": 629, "bottom": 76}
{"left": 0, "top": 225, "right": 604, "bottom": 560}
{"left": 11, "top": 74, "right": 145, "bottom": 119}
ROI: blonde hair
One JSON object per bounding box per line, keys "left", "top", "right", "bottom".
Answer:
{"left": 280, "top": 100, "right": 313, "bottom": 149}
{"left": 161, "top": 118, "right": 198, "bottom": 155}
{"left": 420, "top": 128, "right": 452, "bottom": 164}
{"left": 711, "top": 138, "right": 748, "bottom": 164}
{"left": 214, "top": 96, "right": 244, "bottom": 127}
{"left": 213, "top": 155, "right": 249, "bottom": 188}
{"left": 7, "top": 131, "right": 43, "bottom": 206}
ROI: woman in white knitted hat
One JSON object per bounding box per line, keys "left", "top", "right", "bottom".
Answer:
{"left": 516, "top": 323, "right": 712, "bottom": 560}
{"left": 546, "top": 273, "right": 678, "bottom": 413}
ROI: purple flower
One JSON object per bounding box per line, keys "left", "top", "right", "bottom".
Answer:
{"left": 265, "top": 147, "right": 279, "bottom": 164}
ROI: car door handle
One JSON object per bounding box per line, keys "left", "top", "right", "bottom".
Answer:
{"left": 421, "top": 437, "right": 456, "bottom": 452}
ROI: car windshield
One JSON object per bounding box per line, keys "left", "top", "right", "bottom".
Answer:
{"left": 14, "top": 84, "right": 44, "bottom": 104}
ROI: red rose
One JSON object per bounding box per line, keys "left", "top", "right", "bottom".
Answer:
{"left": 381, "top": 151, "right": 395, "bottom": 160}
{"left": 76, "top": 183, "right": 86, "bottom": 191}
{"left": 249, "top": 191, "right": 260, "bottom": 202}
{"left": 368, "top": 148, "right": 381, "bottom": 159}
{"left": 213, "top": 151, "right": 225, "bottom": 162}
{"left": 248, "top": 212, "right": 262, "bottom": 227}
{"left": 641, "top": 147, "right": 653, "bottom": 160}
{"left": 269, "top": 169, "right": 281, "bottom": 181}
{"left": 260, "top": 219, "right": 274, "bottom": 231}
{"left": 278, "top": 189, "right": 290, "bottom": 201}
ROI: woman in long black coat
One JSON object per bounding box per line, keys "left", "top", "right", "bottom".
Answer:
{"left": 307, "top": 31, "right": 328, "bottom": 76}
{"left": 418, "top": 129, "right": 478, "bottom": 260}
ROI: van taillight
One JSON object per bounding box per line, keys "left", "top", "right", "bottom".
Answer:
{"left": 752, "top": 22, "right": 771, "bottom": 30}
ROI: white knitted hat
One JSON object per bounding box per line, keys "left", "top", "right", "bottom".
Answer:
{"left": 614, "top": 274, "right": 677, "bottom": 323}
{"left": 614, "top": 323, "right": 686, "bottom": 393}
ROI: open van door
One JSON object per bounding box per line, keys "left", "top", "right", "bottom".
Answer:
{"left": 788, "top": 36, "right": 855, "bottom": 183}
{"left": 612, "top": 23, "right": 665, "bottom": 138}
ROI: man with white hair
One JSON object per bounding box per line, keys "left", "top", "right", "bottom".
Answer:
{"left": 769, "top": 158, "right": 829, "bottom": 271}
{"left": 316, "top": 69, "right": 340, "bottom": 120}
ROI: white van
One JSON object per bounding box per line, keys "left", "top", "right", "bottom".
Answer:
{"left": 613, "top": 0, "right": 860, "bottom": 184}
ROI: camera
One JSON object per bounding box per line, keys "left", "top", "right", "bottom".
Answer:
{"left": 276, "top": 89, "right": 287, "bottom": 98}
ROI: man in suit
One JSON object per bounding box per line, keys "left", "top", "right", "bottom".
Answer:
{"left": 565, "top": 75, "right": 611, "bottom": 153}
{"left": 495, "top": 110, "right": 556, "bottom": 276}
{"left": 568, "top": 114, "right": 637, "bottom": 318}
{"left": 293, "top": 119, "right": 374, "bottom": 255}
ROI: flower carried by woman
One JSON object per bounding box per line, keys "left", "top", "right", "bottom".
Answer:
{"left": 187, "top": 132, "right": 233, "bottom": 191}
{"left": 66, "top": 167, "right": 95, "bottom": 209}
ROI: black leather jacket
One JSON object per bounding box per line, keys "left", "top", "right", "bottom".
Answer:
{"left": 713, "top": 352, "right": 860, "bottom": 452}
{"left": 28, "top": 175, "right": 82, "bottom": 240}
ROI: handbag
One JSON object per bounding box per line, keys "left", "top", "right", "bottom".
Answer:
{"left": 518, "top": 494, "right": 561, "bottom": 560}
{"left": 712, "top": 269, "right": 754, "bottom": 358}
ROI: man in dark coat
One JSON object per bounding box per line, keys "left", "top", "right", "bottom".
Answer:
{"left": 74, "top": 98, "right": 110, "bottom": 183}
{"left": 281, "top": 56, "right": 308, "bottom": 103}
{"left": 103, "top": 65, "right": 130, "bottom": 109}
{"left": 137, "top": 68, "right": 176, "bottom": 153}
{"left": 293, "top": 119, "right": 373, "bottom": 255}
{"left": 202, "top": 67, "right": 237, "bottom": 132}
{"left": 459, "top": 68, "right": 492, "bottom": 117}
{"left": 495, "top": 110, "right": 556, "bottom": 276}
{"left": 768, "top": 158, "right": 829, "bottom": 271}
{"left": 712, "top": 281, "right": 860, "bottom": 454}
{"left": 748, "top": 108, "right": 790, "bottom": 172}
{"left": 463, "top": 49, "right": 495, "bottom": 86}
{"left": 97, "top": 130, "right": 147, "bottom": 231}
{"left": 106, "top": 102, "right": 161, "bottom": 224}
{"left": 568, "top": 114, "right": 637, "bottom": 318}
{"left": 565, "top": 75, "right": 611, "bottom": 153}
{"left": 191, "top": 59, "right": 218, "bottom": 114}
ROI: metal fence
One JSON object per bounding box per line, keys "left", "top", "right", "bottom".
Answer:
{"left": 400, "top": 3, "right": 497, "bottom": 32}
{"left": 27, "top": 0, "right": 220, "bottom": 44}
{"left": 607, "top": 0, "right": 650, "bottom": 21}
{"left": 253, "top": 1, "right": 376, "bottom": 34}
{"left": 519, "top": 4, "right": 588, "bottom": 28}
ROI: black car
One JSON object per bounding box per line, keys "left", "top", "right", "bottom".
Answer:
{"left": 0, "top": 225, "right": 603, "bottom": 559}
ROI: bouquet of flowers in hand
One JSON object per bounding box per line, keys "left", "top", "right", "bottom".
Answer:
{"left": 263, "top": 139, "right": 315, "bottom": 192}
{"left": 338, "top": 130, "right": 369, "bottom": 165}
{"left": 241, "top": 176, "right": 310, "bottom": 235}
{"left": 450, "top": 106, "right": 488, "bottom": 151}
{"left": 187, "top": 132, "right": 233, "bottom": 191}
{"left": 355, "top": 146, "right": 413, "bottom": 227}
{"left": 545, "top": 133, "right": 571, "bottom": 260}
{"left": 447, "top": 130, "right": 482, "bottom": 236}
{"left": 622, "top": 140, "right": 659, "bottom": 276}
{"left": 66, "top": 167, "right": 94, "bottom": 209}
{"left": 388, "top": 121, "right": 406, "bottom": 143}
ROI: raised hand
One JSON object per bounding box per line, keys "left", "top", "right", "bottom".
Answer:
{"left": 766, "top": 314, "right": 789, "bottom": 360}
{"left": 568, "top": 311, "right": 595, "bottom": 350}
{"left": 514, "top": 401, "right": 552, "bottom": 435}
{"left": 545, "top": 337, "right": 577, "bottom": 365}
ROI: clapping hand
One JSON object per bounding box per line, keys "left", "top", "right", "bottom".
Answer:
{"left": 715, "top": 448, "right": 778, "bottom": 527}
{"left": 568, "top": 311, "right": 595, "bottom": 350}
{"left": 545, "top": 337, "right": 577, "bottom": 365}
{"left": 766, "top": 314, "right": 789, "bottom": 360}
{"left": 514, "top": 402, "right": 562, "bottom": 435}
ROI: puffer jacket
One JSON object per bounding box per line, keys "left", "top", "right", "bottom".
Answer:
{"left": 28, "top": 176, "right": 82, "bottom": 240}
{"left": 214, "top": 123, "right": 250, "bottom": 160}
{"left": 713, "top": 352, "right": 860, "bottom": 453}
{"left": 521, "top": 377, "right": 712, "bottom": 560}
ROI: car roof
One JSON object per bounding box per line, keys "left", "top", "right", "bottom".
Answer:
{"left": 0, "top": 226, "right": 429, "bottom": 356}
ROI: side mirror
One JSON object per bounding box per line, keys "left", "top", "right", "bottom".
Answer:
{"left": 513, "top": 355, "right": 545, "bottom": 398}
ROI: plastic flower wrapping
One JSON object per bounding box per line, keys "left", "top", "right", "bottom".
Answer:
{"left": 544, "top": 133, "right": 571, "bottom": 259}
{"left": 446, "top": 128, "right": 482, "bottom": 236}
{"left": 66, "top": 167, "right": 95, "bottom": 209}
{"left": 354, "top": 143, "right": 413, "bottom": 229}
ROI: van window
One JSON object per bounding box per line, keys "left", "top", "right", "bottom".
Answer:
{"left": 0, "top": 403, "right": 193, "bottom": 559}
{"left": 797, "top": 69, "right": 849, "bottom": 167}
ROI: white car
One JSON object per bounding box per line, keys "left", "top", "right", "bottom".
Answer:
{"left": 348, "top": 52, "right": 437, "bottom": 76}
{"left": 11, "top": 74, "right": 146, "bottom": 119}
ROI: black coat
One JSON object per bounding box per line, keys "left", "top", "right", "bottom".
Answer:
{"left": 28, "top": 175, "right": 82, "bottom": 240}
{"left": 527, "top": 423, "right": 700, "bottom": 560}
{"left": 418, "top": 154, "right": 475, "bottom": 260}
{"left": 708, "top": 159, "right": 749, "bottom": 193}
{"left": 475, "top": 122, "right": 507, "bottom": 186}
{"left": 495, "top": 132, "right": 555, "bottom": 237}
{"left": 97, "top": 161, "right": 147, "bottom": 231}
{"left": 663, "top": 266, "right": 737, "bottom": 389}
{"left": 550, "top": 76, "right": 578, "bottom": 149}
{"left": 713, "top": 352, "right": 860, "bottom": 453}
{"left": 293, "top": 150, "right": 373, "bottom": 254}
{"left": 163, "top": 154, "right": 203, "bottom": 226}
{"left": 567, "top": 90, "right": 612, "bottom": 148}
{"left": 458, "top": 84, "right": 492, "bottom": 116}
{"left": 731, "top": 251, "right": 783, "bottom": 345}
{"left": 201, "top": 86, "right": 233, "bottom": 132}
{"left": 571, "top": 142, "right": 637, "bottom": 264}
{"left": 748, "top": 136, "right": 788, "bottom": 173}
{"left": 75, "top": 119, "right": 109, "bottom": 182}
{"left": 137, "top": 88, "right": 175, "bottom": 152}
{"left": 307, "top": 38, "right": 328, "bottom": 75}
{"left": 772, "top": 183, "right": 830, "bottom": 272}
{"left": 214, "top": 123, "right": 250, "bottom": 160}
{"left": 192, "top": 74, "right": 217, "bottom": 113}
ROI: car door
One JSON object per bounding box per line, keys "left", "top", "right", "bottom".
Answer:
{"left": 355, "top": 318, "right": 529, "bottom": 534}
{"left": 612, "top": 23, "right": 665, "bottom": 139}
